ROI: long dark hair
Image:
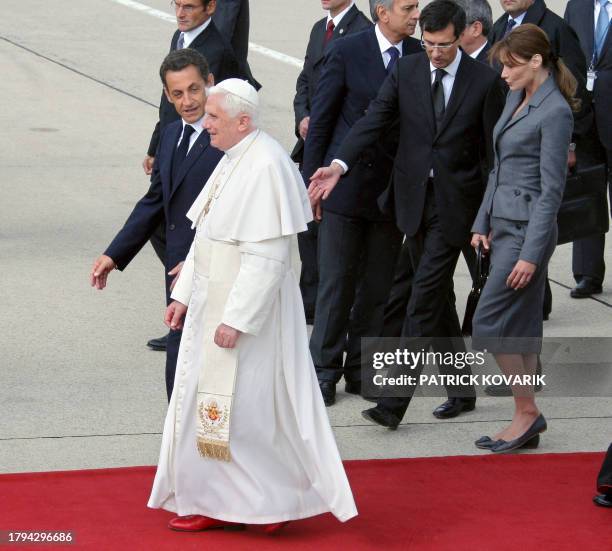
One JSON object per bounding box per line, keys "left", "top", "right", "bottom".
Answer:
{"left": 490, "top": 23, "right": 580, "bottom": 112}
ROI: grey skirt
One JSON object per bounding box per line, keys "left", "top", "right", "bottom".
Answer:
{"left": 472, "top": 217, "right": 557, "bottom": 354}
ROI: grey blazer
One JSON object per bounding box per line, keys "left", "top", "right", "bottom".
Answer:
{"left": 472, "top": 76, "right": 573, "bottom": 265}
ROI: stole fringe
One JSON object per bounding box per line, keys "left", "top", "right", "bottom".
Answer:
{"left": 197, "top": 438, "right": 231, "bottom": 462}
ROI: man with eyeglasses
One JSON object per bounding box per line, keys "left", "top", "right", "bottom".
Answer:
{"left": 301, "top": 0, "right": 422, "bottom": 407}
{"left": 309, "top": 0, "right": 506, "bottom": 428}
{"left": 142, "top": 0, "right": 248, "bottom": 354}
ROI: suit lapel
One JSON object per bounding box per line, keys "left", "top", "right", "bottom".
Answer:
{"left": 171, "top": 130, "right": 212, "bottom": 199}
{"left": 364, "top": 28, "right": 388, "bottom": 92}
{"left": 435, "top": 55, "right": 472, "bottom": 138}
{"left": 598, "top": 16, "right": 612, "bottom": 63}
{"left": 310, "top": 19, "right": 327, "bottom": 66}
{"left": 162, "top": 123, "right": 182, "bottom": 200}
{"left": 412, "top": 54, "right": 436, "bottom": 136}
{"left": 581, "top": 4, "right": 596, "bottom": 63}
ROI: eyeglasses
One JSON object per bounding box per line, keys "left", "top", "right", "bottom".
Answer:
{"left": 171, "top": 0, "right": 202, "bottom": 14}
{"left": 420, "top": 37, "right": 459, "bottom": 50}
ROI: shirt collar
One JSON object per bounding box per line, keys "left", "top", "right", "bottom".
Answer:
{"left": 470, "top": 40, "right": 488, "bottom": 60}
{"left": 374, "top": 23, "right": 404, "bottom": 57}
{"left": 181, "top": 116, "right": 205, "bottom": 140}
{"left": 509, "top": 11, "right": 527, "bottom": 26}
{"left": 429, "top": 48, "right": 462, "bottom": 76}
{"left": 326, "top": 2, "right": 354, "bottom": 27}
{"left": 181, "top": 17, "right": 212, "bottom": 48}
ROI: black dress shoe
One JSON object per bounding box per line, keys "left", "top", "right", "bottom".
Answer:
{"left": 361, "top": 406, "right": 401, "bottom": 430}
{"left": 345, "top": 381, "right": 361, "bottom": 395}
{"left": 485, "top": 357, "right": 543, "bottom": 397}
{"left": 570, "top": 277, "right": 603, "bottom": 298}
{"left": 432, "top": 397, "right": 476, "bottom": 419}
{"left": 147, "top": 333, "right": 168, "bottom": 351}
{"left": 593, "top": 493, "right": 612, "bottom": 508}
{"left": 319, "top": 382, "right": 336, "bottom": 407}
{"left": 474, "top": 436, "right": 501, "bottom": 450}
{"left": 491, "top": 414, "right": 547, "bottom": 453}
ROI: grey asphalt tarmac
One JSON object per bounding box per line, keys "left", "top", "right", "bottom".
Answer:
{"left": 0, "top": 0, "right": 610, "bottom": 474}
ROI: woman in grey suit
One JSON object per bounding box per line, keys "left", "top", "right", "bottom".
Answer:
{"left": 471, "top": 24, "right": 580, "bottom": 453}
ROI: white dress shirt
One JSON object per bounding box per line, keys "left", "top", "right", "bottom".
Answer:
{"left": 429, "top": 48, "right": 462, "bottom": 108}
{"left": 508, "top": 11, "right": 527, "bottom": 28}
{"left": 178, "top": 116, "right": 205, "bottom": 153}
{"left": 179, "top": 17, "right": 212, "bottom": 49}
{"left": 375, "top": 23, "right": 404, "bottom": 68}
{"left": 470, "top": 40, "right": 489, "bottom": 60}
{"left": 326, "top": 1, "right": 355, "bottom": 28}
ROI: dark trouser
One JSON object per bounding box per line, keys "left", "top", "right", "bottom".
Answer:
{"left": 379, "top": 186, "right": 475, "bottom": 420}
{"left": 310, "top": 210, "right": 402, "bottom": 384}
{"left": 165, "top": 328, "right": 181, "bottom": 401}
{"left": 297, "top": 220, "right": 319, "bottom": 320}
{"left": 598, "top": 442, "right": 612, "bottom": 493}
{"left": 164, "top": 271, "right": 181, "bottom": 402}
{"left": 571, "top": 148, "right": 611, "bottom": 286}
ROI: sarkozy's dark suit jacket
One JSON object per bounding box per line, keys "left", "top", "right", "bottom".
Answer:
{"left": 335, "top": 51, "right": 506, "bottom": 246}
{"left": 109, "top": 120, "right": 222, "bottom": 300}
{"left": 302, "top": 27, "right": 421, "bottom": 221}
{"left": 147, "top": 21, "right": 245, "bottom": 157}
{"left": 291, "top": 5, "right": 371, "bottom": 162}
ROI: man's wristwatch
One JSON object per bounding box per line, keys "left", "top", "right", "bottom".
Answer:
{"left": 568, "top": 142, "right": 577, "bottom": 152}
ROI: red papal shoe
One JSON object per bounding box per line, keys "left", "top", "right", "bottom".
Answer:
{"left": 263, "top": 521, "right": 291, "bottom": 535}
{"left": 168, "top": 514, "right": 244, "bottom": 532}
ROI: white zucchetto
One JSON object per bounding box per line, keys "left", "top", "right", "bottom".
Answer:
{"left": 214, "top": 78, "right": 259, "bottom": 108}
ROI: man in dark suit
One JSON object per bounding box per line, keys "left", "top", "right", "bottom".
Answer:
{"left": 91, "top": 49, "right": 223, "bottom": 401}
{"left": 141, "top": 0, "right": 246, "bottom": 352}
{"left": 310, "top": 0, "right": 506, "bottom": 426}
{"left": 302, "top": 0, "right": 421, "bottom": 406}
{"left": 292, "top": 0, "right": 371, "bottom": 323}
{"left": 143, "top": 0, "right": 245, "bottom": 175}
{"left": 382, "top": 0, "right": 496, "bottom": 340}
{"left": 460, "top": 0, "right": 493, "bottom": 62}
{"left": 212, "top": 0, "right": 260, "bottom": 88}
{"left": 565, "top": 0, "right": 612, "bottom": 299}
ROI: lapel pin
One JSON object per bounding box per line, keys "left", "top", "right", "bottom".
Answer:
{"left": 339, "top": 28, "right": 344, "bottom": 34}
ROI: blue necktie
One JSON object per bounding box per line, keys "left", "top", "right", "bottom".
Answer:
{"left": 503, "top": 18, "right": 517, "bottom": 37}
{"left": 595, "top": 0, "right": 610, "bottom": 58}
{"left": 386, "top": 46, "right": 400, "bottom": 74}
{"left": 177, "top": 32, "right": 185, "bottom": 49}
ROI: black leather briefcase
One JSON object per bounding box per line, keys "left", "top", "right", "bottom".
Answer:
{"left": 557, "top": 163, "right": 609, "bottom": 245}
{"left": 462, "top": 244, "right": 490, "bottom": 337}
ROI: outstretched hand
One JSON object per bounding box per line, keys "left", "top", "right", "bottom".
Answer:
{"left": 308, "top": 163, "right": 343, "bottom": 202}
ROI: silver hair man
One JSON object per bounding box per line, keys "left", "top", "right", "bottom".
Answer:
{"left": 460, "top": 0, "right": 493, "bottom": 37}
{"left": 369, "top": 0, "right": 394, "bottom": 22}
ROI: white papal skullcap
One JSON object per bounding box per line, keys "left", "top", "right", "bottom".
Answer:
{"left": 214, "top": 78, "right": 259, "bottom": 108}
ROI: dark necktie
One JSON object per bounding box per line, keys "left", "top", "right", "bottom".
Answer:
{"left": 503, "top": 18, "right": 517, "bottom": 37}
{"left": 324, "top": 20, "right": 335, "bottom": 44}
{"left": 172, "top": 124, "right": 196, "bottom": 183}
{"left": 386, "top": 46, "right": 400, "bottom": 74}
{"left": 431, "top": 68, "right": 446, "bottom": 130}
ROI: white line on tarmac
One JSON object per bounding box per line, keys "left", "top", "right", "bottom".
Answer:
{"left": 108, "top": 0, "right": 304, "bottom": 69}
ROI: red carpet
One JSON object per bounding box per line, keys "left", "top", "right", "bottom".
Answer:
{"left": 1, "top": 453, "right": 609, "bottom": 550}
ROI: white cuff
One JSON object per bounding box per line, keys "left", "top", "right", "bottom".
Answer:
{"left": 331, "top": 159, "right": 348, "bottom": 174}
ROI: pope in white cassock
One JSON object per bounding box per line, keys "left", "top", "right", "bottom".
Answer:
{"left": 148, "top": 79, "right": 357, "bottom": 534}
